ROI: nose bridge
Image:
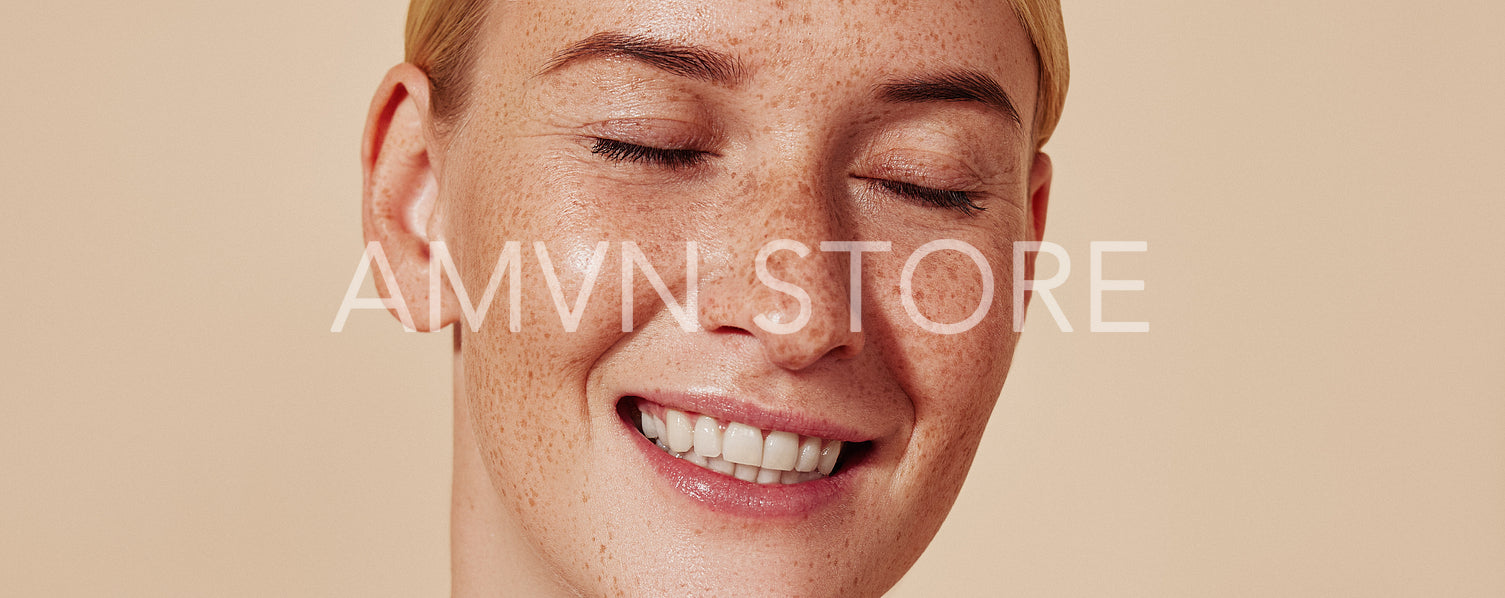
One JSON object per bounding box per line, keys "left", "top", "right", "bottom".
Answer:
{"left": 700, "top": 152, "right": 865, "bottom": 370}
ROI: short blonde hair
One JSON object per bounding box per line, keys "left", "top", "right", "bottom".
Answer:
{"left": 1010, "top": 1, "right": 1069, "bottom": 149}
{"left": 406, "top": 0, "right": 1067, "bottom": 149}
{"left": 404, "top": 0, "right": 493, "bottom": 129}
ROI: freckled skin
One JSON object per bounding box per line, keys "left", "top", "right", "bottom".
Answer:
{"left": 388, "top": 0, "right": 1049, "bottom": 596}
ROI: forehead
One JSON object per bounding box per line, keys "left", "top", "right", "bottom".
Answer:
{"left": 484, "top": 0, "right": 1038, "bottom": 114}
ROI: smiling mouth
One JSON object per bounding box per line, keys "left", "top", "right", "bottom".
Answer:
{"left": 621, "top": 397, "right": 863, "bottom": 485}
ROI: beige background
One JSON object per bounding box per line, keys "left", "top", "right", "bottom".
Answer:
{"left": 3, "top": 1, "right": 1502, "bottom": 596}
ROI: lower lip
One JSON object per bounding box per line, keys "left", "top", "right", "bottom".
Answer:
{"left": 623, "top": 416, "right": 851, "bottom": 519}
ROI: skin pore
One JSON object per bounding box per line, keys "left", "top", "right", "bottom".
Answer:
{"left": 362, "top": 1, "right": 1052, "bottom": 595}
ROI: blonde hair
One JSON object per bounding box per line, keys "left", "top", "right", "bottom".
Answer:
{"left": 1008, "top": 1, "right": 1069, "bottom": 149}
{"left": 405, "top": 0, "right": 1067, "bottom": 148}
{"left": 405, "top": 0, "right": 493, "bottom": 129}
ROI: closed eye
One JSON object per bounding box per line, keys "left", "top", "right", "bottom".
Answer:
{"left": 861, "top": 177, "right": 985, "bottom": 215}
{"left": 591, "top": 138, "right": 710, "bottom": 170}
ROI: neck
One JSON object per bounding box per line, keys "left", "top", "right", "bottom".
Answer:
{"left": 450, "top": 330, "right": 570, "bottom": 597}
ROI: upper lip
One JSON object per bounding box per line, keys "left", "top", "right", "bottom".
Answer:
{"left": 620, "top": 388, "right": 877, "bottom": 443}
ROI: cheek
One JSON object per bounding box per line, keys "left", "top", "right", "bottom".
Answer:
{"left": 884, "top": 234, "right": 1019, "bottom": 353}
{"left": 441, "top": 153, "right": 637, "bottom": 520}
{"left": 872, "top": 235, "right": 1020, "bottom": 454}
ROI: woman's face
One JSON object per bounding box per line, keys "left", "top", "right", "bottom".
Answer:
{"left": 435, "top": 0, "right": 1045, "bottom": 594}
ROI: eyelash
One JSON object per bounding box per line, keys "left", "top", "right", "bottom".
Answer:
{"left": 591, "top": 138, "right": 709, "bottom": 169}
{"left": 869, "top": 179, "right": 985, "bottom": 215}
{"left": 590, "top": 138, "right": 984, "bottom": 215}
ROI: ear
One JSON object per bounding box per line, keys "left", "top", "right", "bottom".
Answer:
{"left": 1027, "top": 152, "right": 1052, "bottom": 245}
{"left": 361, "top": 63, "right": 458, "bottom": 332}
{"left": 1020, "top": 151, "right": 1053, "bottom": 306}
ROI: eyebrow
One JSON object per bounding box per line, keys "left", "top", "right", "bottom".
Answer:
{"left": 539, "top": 32, "right": 748, "bottom": 86}
{"left": 540, "top": 32, "right": 1019, "bottom": 126}
{"left": 876, "top": 70, "right": 1022, "bottom": 126}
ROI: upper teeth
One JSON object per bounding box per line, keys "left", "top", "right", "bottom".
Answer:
{"left": 637, "top": 400, "right": 844, "bottom": 484}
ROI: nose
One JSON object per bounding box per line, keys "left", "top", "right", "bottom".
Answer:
{"left": 699, "top": 177, "right": 866, "bottom": 371}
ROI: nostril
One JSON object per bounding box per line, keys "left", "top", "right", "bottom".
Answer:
{"left": 828, "top": 339, "right": 863, "bottom": 361}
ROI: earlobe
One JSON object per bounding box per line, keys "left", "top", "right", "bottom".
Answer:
{"left": 361, "top": 63, "right": 456, "bottom": 332}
